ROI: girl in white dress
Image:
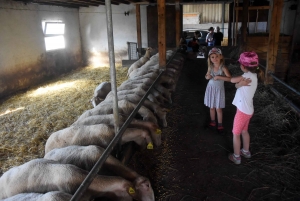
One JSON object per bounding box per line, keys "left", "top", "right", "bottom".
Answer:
{"left": 204, "top": 48, "right": 231, "bottom": 133}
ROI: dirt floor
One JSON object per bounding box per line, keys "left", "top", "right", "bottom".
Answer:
{"left": 127, "top": 53, "right": 300, "bottom": 201}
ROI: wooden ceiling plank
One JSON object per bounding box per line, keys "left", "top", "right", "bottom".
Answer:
{"left": 32, "top": 0, "right": 86, "bottom": 7}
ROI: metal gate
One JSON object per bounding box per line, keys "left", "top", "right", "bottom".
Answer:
{"left": 127, "top": 42, "right": 139, "bottom": 60}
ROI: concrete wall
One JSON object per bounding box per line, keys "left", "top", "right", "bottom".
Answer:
{"left": 79, "top": 4, "right": 148, "bottom": 67}
{"left": 0, "top": 0, "right": 82, "bottom": 98}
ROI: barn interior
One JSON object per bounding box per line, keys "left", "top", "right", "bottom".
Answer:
{"left": 0, "top": 0, "right": 300, "bottom": 200}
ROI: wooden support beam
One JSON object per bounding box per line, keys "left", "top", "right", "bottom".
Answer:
{"left": 240, "top": 0, "right": 249, "bottom": 52}
{"left": 234, "top": 0, "right": 239, "bottom": 46}
{"left": 266, "top": 0, "right": 284, "bottom": 84}
{"left": 175, "top": 0, "right": 180, "bottom": 48}
{"left": 157, "top": 0, "right": 166, "bottom": 69}
{"left": 136, "top": 5, "right": 142, "bottom": 57}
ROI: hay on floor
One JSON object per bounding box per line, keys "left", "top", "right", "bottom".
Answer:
{"left": 0, "top": 65, "right": 128, "bottom": 173}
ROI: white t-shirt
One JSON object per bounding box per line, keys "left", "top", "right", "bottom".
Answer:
{"left": 232, "top": 71, "right": 258, "bottom": 115}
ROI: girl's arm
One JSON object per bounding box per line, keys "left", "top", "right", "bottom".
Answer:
{"left": 205, "top": 72, "right": 212, "bottom": 80}
{"left": 213, "top": 66, "right": 231, "bottom": 82}
{"left": 231, "top": 76, "right": 252, "bottom": 88}
{"left": 231, "top": 76, "right": 243, "bottom": 83}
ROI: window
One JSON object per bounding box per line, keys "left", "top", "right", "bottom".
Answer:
{"left": 43, "top": 22, "right": 65, "bottom": 51}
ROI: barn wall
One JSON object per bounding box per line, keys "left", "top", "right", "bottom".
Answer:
{"left": 79, "top": 4, "right": 148, "bottom": 67}
{"left": 0, "top": 0, "right": 82, "bottom": 99}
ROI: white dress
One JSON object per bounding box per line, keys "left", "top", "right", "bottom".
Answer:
{"left": 204, "top": 65, "right": 225, "bottom": 109}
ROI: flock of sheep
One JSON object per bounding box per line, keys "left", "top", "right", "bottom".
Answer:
{"left": 0, "top": 48, "right": 185, "bottom": 201}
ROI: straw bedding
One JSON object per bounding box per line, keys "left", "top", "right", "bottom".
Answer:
{"left": 0, "top": 65, "right": 128, "bottom": 174}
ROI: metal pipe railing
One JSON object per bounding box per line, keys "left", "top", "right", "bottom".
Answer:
{"left": 105, "top": 0, "right": 120, "bottom": 136}
{"left": 270, "top": 86, "right": 300, "bottom": 115}
{"left": 268, "top": 73, "right": 300, "bottom": 97}
{"left": 259, "top": 63, "right": 300, "bottom": 96}
{"left": 70, "top": 69, "right": 165, "bottom": 201}
{"left": 70, "top": 49, "right": 180, "bottom": 201}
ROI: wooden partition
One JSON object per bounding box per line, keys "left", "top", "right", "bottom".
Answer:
{"left": 245, "top": 35, "right": 291, "bottom": 78}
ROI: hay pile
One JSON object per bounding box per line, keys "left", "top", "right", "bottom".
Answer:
{"left": 0, "top": 65, "right": 128, "bottom": 173}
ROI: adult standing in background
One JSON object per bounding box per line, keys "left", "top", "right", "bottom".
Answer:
{"left": 206, "top": 27, "right": 215, "bottom": 47}
{"left": 214, "top": 26, "right": 223, "bottom": 46}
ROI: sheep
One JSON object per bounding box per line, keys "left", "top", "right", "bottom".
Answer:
{"left": 0, "top": 158, "right": 155, "bottom": 201}
{"left": 44, "top": 124, "right": 154, "bottom": 154}
{"left": 72, "top": 114, "right": 162, "bottom": 147}
{"left": 104, "top": 91, "right": 168, "bottom": 127}
{"left": 44, "top": 145, "right": 154, "bottom": 188}
{"left": 127, "top": 47, "right": 153, "bottom": 77}
{"left": 90, "top": 82, "right": 111, "bottom": 107}
{"left": 0, "top": 191, "right": 76, "bottom": 201}
{"left": 76, "top": 99, "right": 158, "bottom": 125}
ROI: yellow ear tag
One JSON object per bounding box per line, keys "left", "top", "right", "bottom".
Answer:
{"left": 156, "top": 129, "right": 162, "bottom": 135}
{"left": 129, "top": 187, "right": 135, "bottom": 194}
{"left": 166, "top": 109, "right": 171, "bottom": 112}
{"left": 147, "top": 142, "right": 153, "bottom": 149}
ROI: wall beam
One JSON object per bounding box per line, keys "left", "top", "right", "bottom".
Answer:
{"left": 266, "top": 0, "right": 284, "bottom": 84}
{"left": 157, "top": 0, "right": 166, "bottom": 68}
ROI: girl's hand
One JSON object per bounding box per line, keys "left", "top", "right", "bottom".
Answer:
{"left": 240, "top": 77, "right": 252, "bottom": 86}
{"left": 205, "top": 74, "right": 212, "bottom": 80}
{"left": 236, "top": 77, "right": 252, "bottom": 88}
{"left": 214, "top": 76, "right": 220, "bottom": 80}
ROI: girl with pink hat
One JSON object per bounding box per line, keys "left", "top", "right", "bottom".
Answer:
{"left": 228, "top": 51, "right": 265, "bottom": 165}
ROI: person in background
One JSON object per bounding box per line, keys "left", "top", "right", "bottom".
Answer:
{"left": 213, "top": 26, "right": 223, "bottom": 46}
{"left": 188, "top": 30, "right": 200, "bottom": 52}
{"left": 206, "top": 27, "right": 215, "bottom": 47}
{"left": 228, "top": 51, "right": 265, "bottom": 165}
{"left": 204, "top": 48, "right": 231, "bottom": 134}
{"left": 179, "top": 31, "right": 189, "bottom": 52}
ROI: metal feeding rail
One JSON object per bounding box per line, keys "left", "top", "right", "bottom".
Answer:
{"left": 70, "top": 48, "right": 179, "bottom": 201}
{"left": 260, "top": 64, "right": 300, "bottom": 115}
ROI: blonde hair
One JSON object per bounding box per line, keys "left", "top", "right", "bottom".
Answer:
{"left": 207, "top": 53, "right": 225, "bottom": 71}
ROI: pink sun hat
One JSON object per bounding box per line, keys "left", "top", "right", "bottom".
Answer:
{"left": 238, "top": 51, "right": 259, "bottom": 67}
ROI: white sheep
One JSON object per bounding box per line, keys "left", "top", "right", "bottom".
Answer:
{"left": 127, "top": 47, "right": 153, "bottom": 77}
{"left": 0, "top": 158, "right": 154, "bottom": 201}
{"left": 45, "top": 124, "right": 153, "bottom": 154}
{"left": 0, "top": 191, "right": 77, "bottom": 201}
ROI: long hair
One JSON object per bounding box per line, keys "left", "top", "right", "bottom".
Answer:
{"left": 245, "top": 66, "right": 265, "bottom": 82}
{"left": 207, "top": 54, "right": 225, "bottom": 71}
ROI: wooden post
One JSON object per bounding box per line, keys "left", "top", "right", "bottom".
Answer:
{"left": 157, "top": 0, "right": 166, "bottom": 69}
{"left": 136, "top": 5, "right": 142, "bottom": 57}
{"left": 235, "top": 0, "right": 239, "bottom": 46}
{"left": 241, "top": 0, "right": 249, "bottom": 52}
{"left": 255, "top": 9, "right": 258, "bottom": 33}
{"left": 266, "top": 0, "right": 284, "bottom": 84}
{"left": 175, "top": 0, "right": 181, "bottom": 48}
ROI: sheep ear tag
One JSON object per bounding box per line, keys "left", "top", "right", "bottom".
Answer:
{"left": 147, "top": 142, "right": 153, "bottom": 149}
{"left": 156, "top": 129, "right": 162, "bottom": 135}
{"left": 129, "top": 187, "right": 136, "bottom": 194}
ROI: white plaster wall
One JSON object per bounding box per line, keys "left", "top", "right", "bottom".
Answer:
{"left": 280, "top": 1, "right": 300, "bottom": 43}
{"left": 0, "top": 1, "right": 81, "bottom": 73}
{"left": 79, "top": 4, "right": 148, "bottom": 67}
{"left": 0, "top": 0, "right": 82, "bottom": 98}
